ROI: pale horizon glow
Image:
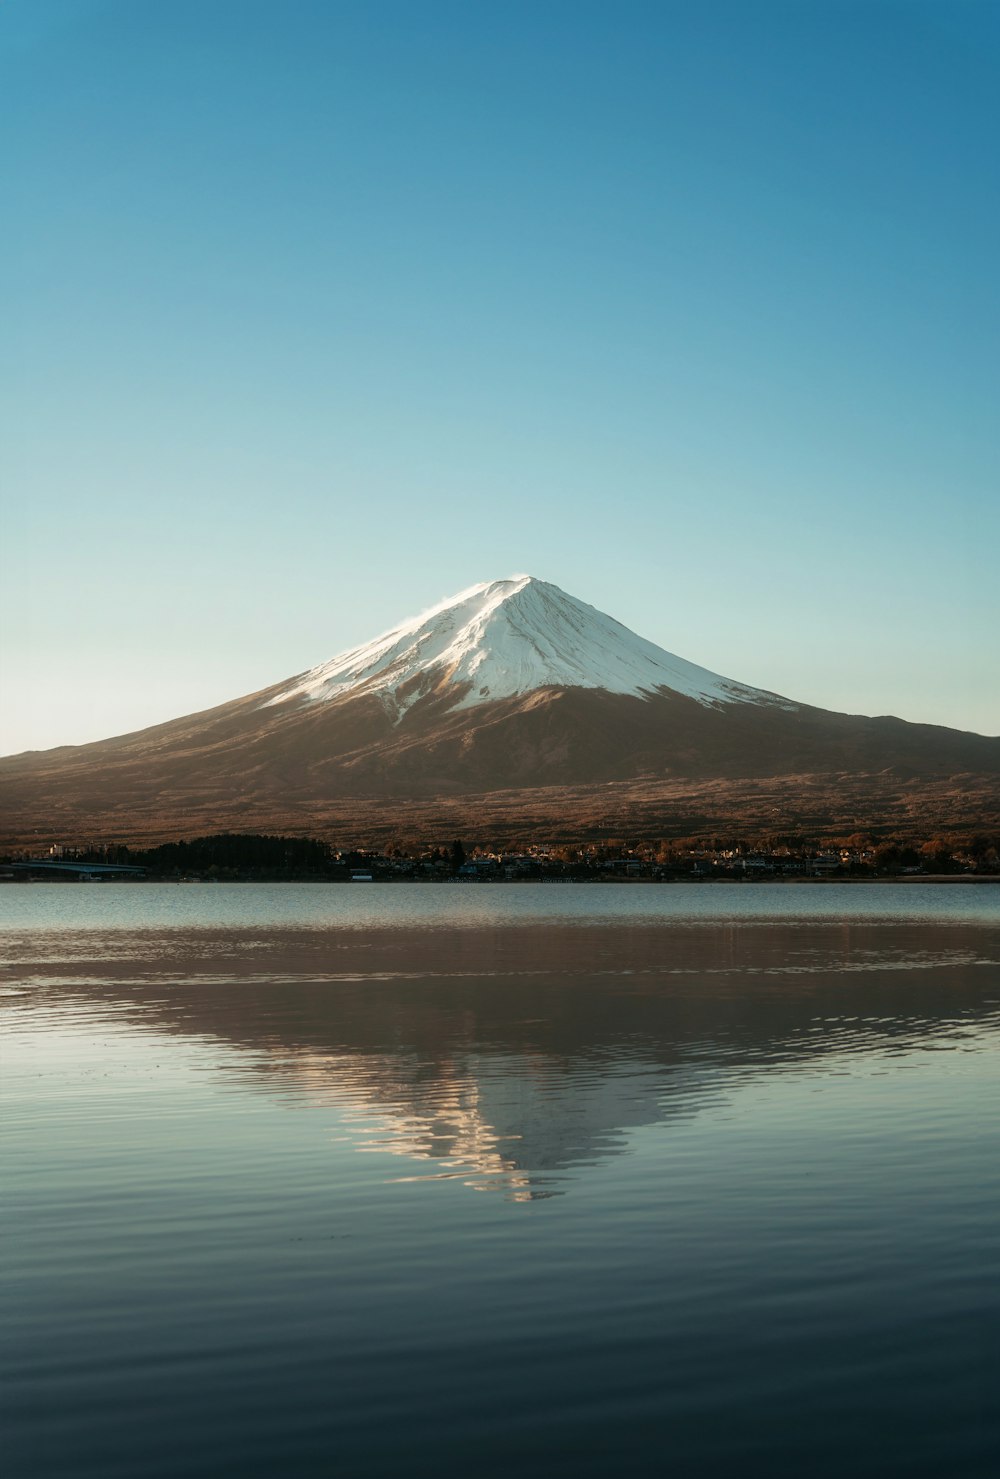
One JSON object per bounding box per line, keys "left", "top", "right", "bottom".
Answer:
{"left": 3, "top": 0, "right": 998, "bottom": 754}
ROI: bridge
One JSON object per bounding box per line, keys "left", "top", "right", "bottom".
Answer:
{"left": 4, "top": 860, "right": 148, "bottom": 879}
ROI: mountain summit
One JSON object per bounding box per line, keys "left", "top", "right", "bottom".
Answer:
{"left": 1, "top": 575, "right": 997, "bottom": 847}
{"left": 264, "top": 575, "right": 792, "bottom": 717}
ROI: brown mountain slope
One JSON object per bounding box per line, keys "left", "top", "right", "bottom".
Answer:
{"left": 1, "top": 678, "right": 998, "bottom": 847}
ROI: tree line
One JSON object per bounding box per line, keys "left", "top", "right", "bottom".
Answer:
{"left": 12, "top": 830, "right": 995, "bottom": 879}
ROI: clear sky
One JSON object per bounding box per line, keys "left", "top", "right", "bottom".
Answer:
{"left": 3, "top": 0, "right": 998, "bottom": 754}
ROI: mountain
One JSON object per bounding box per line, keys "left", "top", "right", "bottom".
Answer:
{"left": 1, "top": 575, "right": 997, "bottom": 847}
{"left": 260, "top": 575, "right": 793, "bottom": 715}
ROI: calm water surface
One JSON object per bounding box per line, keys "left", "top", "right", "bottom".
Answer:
{"left": 3, "top": 884, "right": 999, "bottom": 1477}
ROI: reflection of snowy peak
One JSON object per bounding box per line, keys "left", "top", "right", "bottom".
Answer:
{"left": 265, "top": 574, "right": 794, "bottom": 716}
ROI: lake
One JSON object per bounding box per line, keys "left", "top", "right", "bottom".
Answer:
{"left": 3, "top": 883, "right": 999, "bottom": 1477}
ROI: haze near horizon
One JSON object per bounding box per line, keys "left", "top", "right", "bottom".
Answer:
{"left": 3, "top": 0, "right": 998, "bottom": 753}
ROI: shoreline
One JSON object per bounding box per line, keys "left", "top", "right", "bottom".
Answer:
{"left": 2, "top": 873, "right": 998, "bottom": 887}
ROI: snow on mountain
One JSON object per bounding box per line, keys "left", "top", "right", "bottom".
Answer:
{"left": 264, "top": 575, "right": 796, "bottom": 717}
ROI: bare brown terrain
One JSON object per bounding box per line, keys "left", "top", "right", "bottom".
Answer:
{"left": 2, "top": 676, "right": 998, "bottom": 849}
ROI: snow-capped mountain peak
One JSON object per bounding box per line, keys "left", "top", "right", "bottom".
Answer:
{"left": 263, "top": 575, "right": 794, "bottom": 716}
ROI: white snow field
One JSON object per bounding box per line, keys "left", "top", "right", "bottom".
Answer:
{"left": 264, "top": 576, "right": 796, "bottom": 717}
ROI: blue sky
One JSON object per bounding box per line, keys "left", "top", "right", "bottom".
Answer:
{"left": 3, "top": 0, "right": 998, "bottom": 753}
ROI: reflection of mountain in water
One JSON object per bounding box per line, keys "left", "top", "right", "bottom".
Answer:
{"left": 272, "top": 1043, "right": 683, "bottom": 1200}
{"left": 14, "top": 920, "right": 1000, "bottom": 1199}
